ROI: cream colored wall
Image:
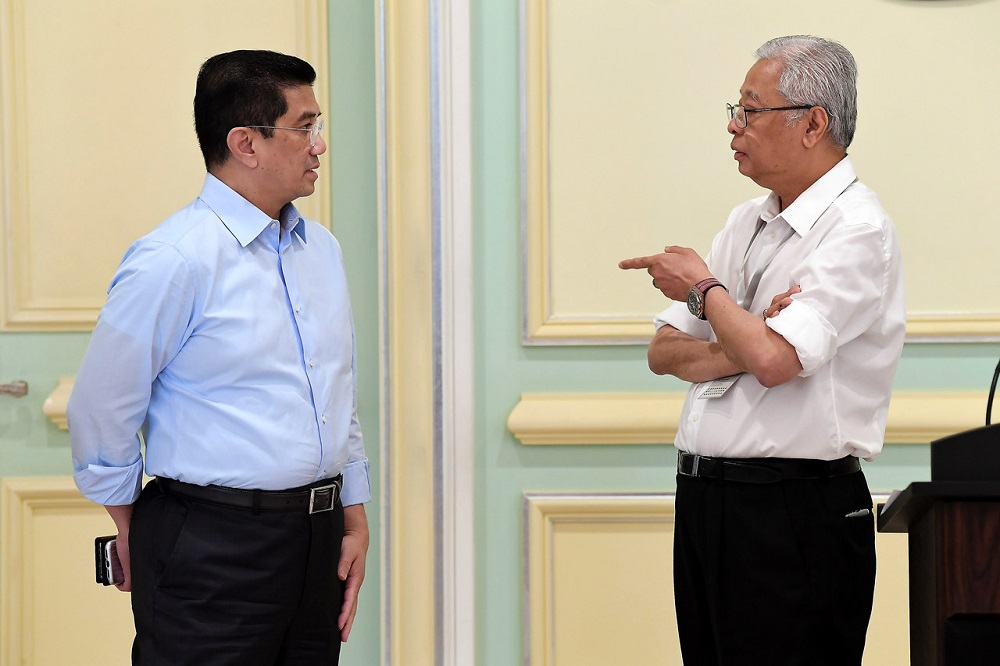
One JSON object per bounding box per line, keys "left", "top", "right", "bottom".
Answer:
{"left": 494, "top": 1, "right": 984, "bottom": 664}
{"left": 524, "top": 493, "right": 909, "bottom": 665}
{"left": 1, "top": 479, "right": 135, "bottom": 664}
{"left": 523, "top": 0, "right": 1000, "bottom": 343}
{"left": 5, "top": 2, "right": 989, "bottom": 665}
{"left": 0, "top": 2, "right": 337, "bottom": 664}
{"left": 0, "top": 0, "right": 329, "bottom": 331}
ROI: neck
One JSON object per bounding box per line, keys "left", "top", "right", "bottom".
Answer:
{"left": 210, "top": 164, "right": 284, "bottom": 220}
{"left": 774, "top": 150, "right": 846, "bottom": 211}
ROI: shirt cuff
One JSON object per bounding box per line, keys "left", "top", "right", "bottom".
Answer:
{"left": 765, "top": 300, "right": 837, "bottom": 376}
{"left": 73, "top": 457, "right": 144, "bottom": 506}
{"left": 340, "top": 459, "right": 372, "bottom": 506}
{"left": 654, "top": 301, "right": 711, "bottom": 338}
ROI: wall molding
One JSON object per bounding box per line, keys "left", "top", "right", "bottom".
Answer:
{"left": 519, "top": 0, "right": 1000, "bottom": 344}
{"left": 0, "top": 0, "right": 329, "bottom": 331}
{"left": 0, "top": 477, "right": 133, "bottom": 664}
{"left": 523, "top": 492, "right": 677, "bottom": 665}
{"left": 508, "top": 391, "right": 990, "bottom": 445}
{"left": 522, "top": 492, "right": 908, "bottom": 665}
{"left": 48, "top": 385, "right": 988, "bottom": 447}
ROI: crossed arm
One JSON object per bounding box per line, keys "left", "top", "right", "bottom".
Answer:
{"left": 620, "top": 246, "right": 802, "bottom": 388}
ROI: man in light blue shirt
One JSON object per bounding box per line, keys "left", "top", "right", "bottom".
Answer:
{"left": 68, "top": 50, "right": 370, "bottom": 664}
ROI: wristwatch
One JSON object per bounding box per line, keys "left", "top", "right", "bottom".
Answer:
{"left": 687, "top": 278, "right": 727, "bottom": 320}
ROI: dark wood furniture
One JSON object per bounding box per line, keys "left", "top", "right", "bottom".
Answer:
{"left": 878, "top": 423, "right": 1000, "bottom": 666}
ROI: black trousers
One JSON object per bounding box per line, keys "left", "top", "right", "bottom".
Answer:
{"left": 129, "top": 479, "right": 345, "bottom": 665}
{"left": 673, "top": 470, "right": 876, "bottom": 666}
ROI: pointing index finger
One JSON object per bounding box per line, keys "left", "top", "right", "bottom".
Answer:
{"left": 618, "top": 256, "right": 654, "bottom": 270}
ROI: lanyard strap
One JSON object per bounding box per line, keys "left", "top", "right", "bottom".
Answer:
{"left": 735, "top": 177, "right": 859, "bottom": 310}
{"left": 736, "top": 220, "right": 795, "bottom": 309}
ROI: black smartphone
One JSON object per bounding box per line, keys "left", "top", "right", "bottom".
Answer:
{"left": 95, "top": 535, "right": 124, "bottom": 586}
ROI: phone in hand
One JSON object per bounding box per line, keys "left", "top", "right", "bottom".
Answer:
{"left": 95, "top": 535, "right": 124, "bottom": 586}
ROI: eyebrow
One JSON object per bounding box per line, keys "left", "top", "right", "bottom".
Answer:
{"left": 740, "top": 88, "right": 764, "bottom": 104}
{"left": 293, "top": 111, "right": 321, "bottom": 124}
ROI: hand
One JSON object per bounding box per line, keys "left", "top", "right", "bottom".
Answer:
{"left": 619, "top": 246, "right": 711, "bottom": 302}
{"left": 338, "top": 504, "right": 369, "bottom": 642}
{"left": 115, "top": 532, "right": 132, "bottom": 592}
{"left": 763, "top": 285, "right": 801, "bottom": 319}
{"left": 105, "top": 504, "right": 134, "bottom": 592}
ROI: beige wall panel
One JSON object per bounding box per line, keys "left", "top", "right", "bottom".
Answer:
{"left": 525, "top": 493, "right": 908, "bottom": 666}
{"left": 1, "top": 477, "right": 133, "bottom": 665}
{"left": 869, "top": 530, "right": 910, "bottom": 665}
{"left": 523, "top": 0, "right": 1000, "bottom": 342}
{"left": 0, "top": 0, "right": 328, "bottom": 330}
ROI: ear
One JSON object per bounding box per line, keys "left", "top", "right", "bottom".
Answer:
{"left": 226, "top": 127, "right": 259, "bottom": 168}
{"left": 801, "top": 106, "right": 830, "bottom": 148}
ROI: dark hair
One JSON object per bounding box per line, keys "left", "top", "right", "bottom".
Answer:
{"left": 194, "top": 50, "right": 316, "bottom": 170}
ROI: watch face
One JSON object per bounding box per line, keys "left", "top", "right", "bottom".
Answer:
{"left": 687, "top": 287, "right": 703, "bottom": 318}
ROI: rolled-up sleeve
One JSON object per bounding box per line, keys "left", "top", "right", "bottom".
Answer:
{"left": 765, "top": 300, "right": 837, "bottom": 376}
{"left": 767, "top": 217, "right": 895, "bottom": 377}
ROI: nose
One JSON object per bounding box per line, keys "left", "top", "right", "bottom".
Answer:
{"left": 311, "top": 134, "right": 327, "bottom": 156}
{"left": 728, "top": 117, "right": 742, "bottom": 136}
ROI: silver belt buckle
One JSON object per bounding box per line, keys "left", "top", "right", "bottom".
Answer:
{"left": 678, "top": 452, "right": 704, "bottom": 477}
{"left": 308, "top": 483, "right": 339, "bottom": 514}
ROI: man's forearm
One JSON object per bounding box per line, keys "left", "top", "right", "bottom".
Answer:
{"left": 648, "top": 325, "right": 742, "bottom": 382}
{"left": 106, "top": 503, "right": 134, "bottom": 534}
{"left": 704, "top": 288, "right": 802, "bottom": 388}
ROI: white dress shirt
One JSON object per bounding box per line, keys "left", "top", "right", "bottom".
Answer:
{"left": 655, "top": 157, "right": 905, "bottom": 461}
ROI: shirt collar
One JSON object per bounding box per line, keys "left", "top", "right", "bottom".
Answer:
{"left": 759, "top": 156, "right": 858, "bottom": 236}
{"left": 198, "top": 173, "right": 308, "bottom": 247}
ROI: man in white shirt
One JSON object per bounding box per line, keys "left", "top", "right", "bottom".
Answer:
{"left": 620, "top": 35, "right": 904, "bottom": 665}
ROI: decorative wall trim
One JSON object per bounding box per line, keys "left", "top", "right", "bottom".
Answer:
{"left": 1, "top": 477, "right": 133, "bottom": 664}
{"left": 292, "top": 0, "right": 331, "bottom": 230}
{"left": 42, "top": 376, "right": 73, "bottom": 430}
{"left": 508, "top": 392, "right": 686, "bottom": 445}
{"left": 522, "top": 492, "right": 909, "bottom": 665}
{"left": 523, "top": 493, "right": 677, "bottom": 665}
{"left": 429, "top": 0, "right": 477, "bottom": 664}
{"left": 380, "top": 1, "right": 439, "bottom": 663}
{"left": 519, "top": 0, "right": 1000, "bottom": 344}
{"left": 508, "top": 391, "right": 988, "bottom": 445}
{"left": 0, "top": 0, "right": 329, "bottom": 331}
{"left": 48, "top": 384, "right": 986, "bottom": 447}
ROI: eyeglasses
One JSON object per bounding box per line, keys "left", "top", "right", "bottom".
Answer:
{"left": 243, "top": 118, "right": 325, "bottom": 146}
{"left": 726, "top": 103, "right": 813, "bottom": 129}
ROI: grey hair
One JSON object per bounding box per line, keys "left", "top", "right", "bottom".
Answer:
{"left": 755, "top": 35, "right": 858, "bottom": 149}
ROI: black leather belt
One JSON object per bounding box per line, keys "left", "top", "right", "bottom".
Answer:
{"left": 677, "top": 451, "right": 860, "bottom": 484}
{"left": 157, "top": 476, "right": 343, "bottom": 513}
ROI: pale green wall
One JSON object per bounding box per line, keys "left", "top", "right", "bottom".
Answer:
{"left": 472, "top": 0, "right": 1000, "bottom": 664}
{"left": 0, "top": 3, "right": 382, "bottom": 663}
{"left": 329, "top": 2, "right": 381, "bottom": 663}
{"left": 0, "top": 333, "right": 87, "bottom": 474}
{"left": 8, "top": 2, "right": 1000, "bottom": 664}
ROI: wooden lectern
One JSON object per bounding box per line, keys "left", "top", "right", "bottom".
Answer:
{"left": 878, "top": 423, "right": 1000, "bottom": 666}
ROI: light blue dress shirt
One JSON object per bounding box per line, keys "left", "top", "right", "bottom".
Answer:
{"left": 68, "top": 173, "right": 371, "bottom": 507}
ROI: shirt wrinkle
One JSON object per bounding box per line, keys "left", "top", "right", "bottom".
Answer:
{"left": 654, "top": 156, "right": 905, "bottom": 461}
{"left": 69, "top": 173, "right": 370, "bottom": 506}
